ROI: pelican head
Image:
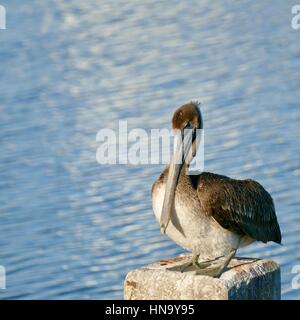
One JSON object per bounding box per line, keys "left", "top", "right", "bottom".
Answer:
{"left": 172, "top": 101, "right": 203, "bottom": 132}
{"left": 160, "top": 101, "right": 203, "bottom": 234}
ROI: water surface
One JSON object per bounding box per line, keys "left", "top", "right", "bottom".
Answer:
{"left": 0, "top": 0, "right": 300, "bottom": 299}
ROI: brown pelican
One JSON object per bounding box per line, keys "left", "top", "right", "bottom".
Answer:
{"left": 152, "top": 101, "right": 281, "bottom": 277}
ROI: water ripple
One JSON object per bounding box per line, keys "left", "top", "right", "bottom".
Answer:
{"left": 0, "top": 0, "right": 299, "bottom": 299}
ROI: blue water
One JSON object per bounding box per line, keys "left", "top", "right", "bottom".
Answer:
{"left": 0, "top": 0, "right": 300, "bottom": 299}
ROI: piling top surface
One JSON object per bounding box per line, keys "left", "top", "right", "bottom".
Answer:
{"left": 124, "top": 253, "right": 280, "bottom": 300}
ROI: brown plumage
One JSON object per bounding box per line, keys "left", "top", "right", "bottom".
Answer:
{"left": 172, "top": 101, "right": 203, "bottom": 130}
{"left": 191, "top": 172, "right": 281, "bottom": 244}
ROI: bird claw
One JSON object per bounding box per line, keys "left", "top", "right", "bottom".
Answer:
{"left": 195, "top": 265, "right": 223, "bottom": 277}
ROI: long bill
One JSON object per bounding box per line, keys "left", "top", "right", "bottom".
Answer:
{"left": 160, "top": 128, "right": 194, "bottom": 234}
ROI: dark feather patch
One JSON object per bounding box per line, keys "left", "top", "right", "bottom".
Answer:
{"left": 196, "top": 172, "right": 282, "bottom": 244}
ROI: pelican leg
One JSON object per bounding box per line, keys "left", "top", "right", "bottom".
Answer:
{"left": 195, "top": 249, "right": 237, "bottom": 277}
{"left": 167, "top": 252, "right": 234, "bottom": 274}
{"left": 179, "top": 254, "right": 198, "bottom": 272}
{"left": 179, "top": 255, "right": 213, "bottom": 272}
{"left": 194, "top": 259, "right": 214, "bottom": 269}
{"left": 166, "top": 255, "right": 203, "bottom": 272}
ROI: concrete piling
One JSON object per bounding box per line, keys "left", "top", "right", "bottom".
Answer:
{"left": 124, "top": 253, "right": 280, "bottom": 300}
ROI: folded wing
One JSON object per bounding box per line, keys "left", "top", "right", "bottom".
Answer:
{"left": 196, "top": 173, "right": 282, "bottom": 244}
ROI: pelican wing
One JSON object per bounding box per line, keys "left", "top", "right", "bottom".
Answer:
{"left": 196, "top": 173, "right": 282, "bottom": 244}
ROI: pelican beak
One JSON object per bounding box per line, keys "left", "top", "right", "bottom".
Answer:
{"left": 160, "top": 128, "right": 194, "bottom": 234}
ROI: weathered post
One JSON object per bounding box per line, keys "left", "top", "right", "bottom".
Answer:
{"left": 124, "top": 254, "right": 280, "bottom": 300}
